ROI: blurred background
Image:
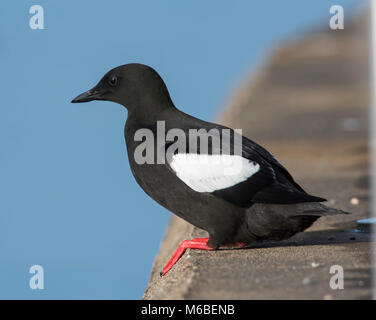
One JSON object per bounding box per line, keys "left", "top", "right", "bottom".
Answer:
{"left": 0, "top": 0, "right": 369, "bottom": 299}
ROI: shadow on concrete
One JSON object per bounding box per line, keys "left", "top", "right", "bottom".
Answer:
{"left": 226, "top": 228, "right": 373, "bottom": 250}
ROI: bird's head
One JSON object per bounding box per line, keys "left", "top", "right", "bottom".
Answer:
{"left": 71, "top": 63, "right": 174, "bottom": 117}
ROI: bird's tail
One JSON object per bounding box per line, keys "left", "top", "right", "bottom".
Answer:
{"left": 294, "top": 202, "right": 350, "bottom": 216}
{"left": 241, "top": 202, "right": 349, "bottom": 242}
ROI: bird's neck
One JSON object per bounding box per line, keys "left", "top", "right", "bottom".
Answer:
{"left": 126, "top": 100, "right": 179, "bottom": 126}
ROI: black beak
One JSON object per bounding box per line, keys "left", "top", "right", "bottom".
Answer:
{"left": 71, "top": 89, "right": 104, "bottom": 103}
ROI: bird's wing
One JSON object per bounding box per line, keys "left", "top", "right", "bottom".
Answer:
{"left": 165, "top": 126, "right": 325, "bottom": 208}
{"left": 241, "top": 136, "right": 307, "bottom": 193}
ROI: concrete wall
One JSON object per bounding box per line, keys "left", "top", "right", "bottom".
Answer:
{"left": 143, "top": 10, "right": 372, "bottom": 300}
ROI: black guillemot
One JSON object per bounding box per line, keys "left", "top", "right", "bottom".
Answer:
{"left": 72, "top": 63, "right": 348, "bottom": 276}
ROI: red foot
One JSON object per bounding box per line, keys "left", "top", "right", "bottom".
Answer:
{"left": 160, "top": 238, "right": 247, "bottom": 276}
{"left": 160, "top": 238, "right": 214, "bottom": 276}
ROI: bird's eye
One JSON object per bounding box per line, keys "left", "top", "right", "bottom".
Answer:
{"left": 108, "top": 76, "right": 118, "bottom": 86}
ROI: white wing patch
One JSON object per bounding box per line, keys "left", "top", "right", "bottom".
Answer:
{"left": 169, "top": 154, "right": 260, "bottom": 193}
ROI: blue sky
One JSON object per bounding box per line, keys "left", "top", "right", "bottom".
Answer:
{"left": 0, "top": 0, "right": 363, "bottom": 299}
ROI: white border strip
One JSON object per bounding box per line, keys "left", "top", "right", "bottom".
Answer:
{"left": 371, "top": 0, "right": 376, "bottom": 300}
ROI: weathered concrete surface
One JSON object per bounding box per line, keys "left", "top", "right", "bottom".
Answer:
{"left": 143, "top": 11, "right": 373, "bottom": 299}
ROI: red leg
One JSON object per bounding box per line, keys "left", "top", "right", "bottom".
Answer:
{"left": 160, "top": 238, "right": 247, "bottom": 276}
{"left": 160, "top": 237, "right": 214, "bottom": 276}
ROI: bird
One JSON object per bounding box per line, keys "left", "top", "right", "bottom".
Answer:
{"left": 71, "top": 63, "right": 348, "bottom": 276}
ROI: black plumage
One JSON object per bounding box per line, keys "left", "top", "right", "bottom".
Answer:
{"left": 72, "top": 63, "right": 348, "bottom": 274}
